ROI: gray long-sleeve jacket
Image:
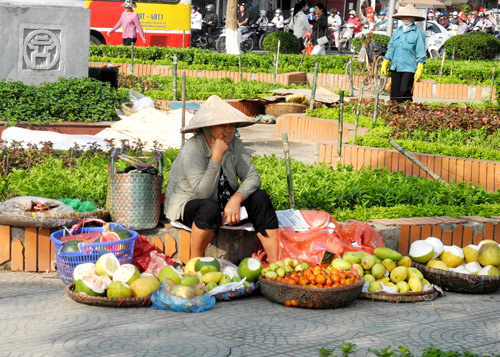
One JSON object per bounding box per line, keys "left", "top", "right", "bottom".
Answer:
{"left": 164, "top": 132, "right": 261, "bottom": 221}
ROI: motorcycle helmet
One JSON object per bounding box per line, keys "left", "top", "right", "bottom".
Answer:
{"left": 309, "top": 7, "right": 315, "bottom": 13}
{"left": 379, "top": 10, "right": 387, "bottom": 15}
{"left": 435, "top": 11, "right": 441, "bottom": 16}
{"left": 239, "top": 3, "right": 247, "bottom": 10}
{"left": 330, "top": 8, "right": 339, "bottom": 15}
{"left": 452, "top": 11, "right": 458, "bottom": 17}
{"left": 275, "top": 9, "right": 282, "bottom": 14}
{"left": 259, "top": 9, "right": 266, "bottom": 16}
{"left": 349, "top": 10, "right": 356, "bottom": 16}
{"left": 192, "top": 4, "right": 199, "bottom": 11}
{"left": 459, "top": 13, "right": 466, "bottom": 21}
{"left": 205, "top": 4, "right": 214, "bottom": 12}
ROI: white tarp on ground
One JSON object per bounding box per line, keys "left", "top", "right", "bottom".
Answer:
{"left": 95, "top": 107, "right": 195, "bottom": 150}
{"left": 1, "top": 127, "right": 108, "bottom": 150}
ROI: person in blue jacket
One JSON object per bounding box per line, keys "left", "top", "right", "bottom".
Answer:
{"left": 380, "top": 4, "right": 426, "bottom": 103}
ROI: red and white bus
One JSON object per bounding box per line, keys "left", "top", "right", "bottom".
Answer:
{"left": 87, "top": 0, "right": 191, "bottom": 48}
{"left": 6, "top": 0, "right": 191, "bottom": 48}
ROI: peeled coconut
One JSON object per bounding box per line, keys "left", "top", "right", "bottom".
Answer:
{"left": 439, "top": 245, "right": 464, "bottom": 268}
{"left": 425, "top": 237, "right": 444, "bottom": 259}
{"left": 238, "top": 258, "right": 262, "bottom": 282}
{"left": 462, "top": 245, "right": 479, "bottom": 263}
{"left": 409, "top": 241, "right": 434, "bottom": 264}
{"left": 477, "top": 265, "right": 500, "bottom": 276}
{"left": 464, "top": 262, "right": 482, "bottom": 274}
{"left": 478, "top": 243, "right": 500, "bottom": 267}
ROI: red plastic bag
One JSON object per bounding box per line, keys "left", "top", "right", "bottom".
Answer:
{"left": 338, "top": 221, "right": 386, "bottom": 255}
{"left": 132, "top": 235, "right": 175, "bottom": 272}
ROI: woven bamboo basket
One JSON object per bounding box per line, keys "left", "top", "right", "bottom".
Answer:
{"left": 264, "top": 103, "right": 307, "bottom": 117}
{"left": 359, "top": 288, "right": 440, "bottom": 303}
{"left": 65, "top": 284, "right": 152, "bottom": 308}
{"left": 413, "top": 262, "right": 500, "bottom": 294}
{"left": 259, "top": 276, "right": 363, "bottom": 308}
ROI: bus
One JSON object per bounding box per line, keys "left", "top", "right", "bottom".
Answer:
{"left": 86, "top": 0, "right": 192, "bottom": 47}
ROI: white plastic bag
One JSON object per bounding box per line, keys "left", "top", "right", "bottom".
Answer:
{"left": 129, "top": 90, "right": 155, "bottom": 111}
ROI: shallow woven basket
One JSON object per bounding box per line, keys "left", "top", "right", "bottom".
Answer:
{"left": 65, "top": 284, "right": 152, "bottom": 308}
{"left": 264, "top": 103, "right": 307, "bottom": 117}
{"left": 359, "top": 289, "right": 440, "bottom": 303}
{"left": 413, "top": 262, "right": 500, "bottom": 294}
{"left": 259, "top": 276, "right": 363, "bottom": 309}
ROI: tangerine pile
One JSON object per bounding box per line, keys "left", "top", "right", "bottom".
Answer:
{"left": 267, "top": 265, "right": 361, "bottom": 289}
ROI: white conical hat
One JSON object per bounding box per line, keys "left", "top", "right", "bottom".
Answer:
{"left": 393, "top": 4, "right": 426, "bottom": 21}
{"left": 181, "top": 95, "right": 255, "bottom": 133}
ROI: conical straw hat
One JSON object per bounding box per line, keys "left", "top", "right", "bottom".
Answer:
{"left": 181, "top": 95, "right": 255, "bottom": 133}
{"left": 393, "top": 4, "right": 426, "bottom": 21}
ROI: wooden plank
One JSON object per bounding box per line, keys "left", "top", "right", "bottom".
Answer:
{"left": 461, "top": 226, "right": 473, "bottom": 248}
{"left": 487, "top": 162, "right": 495, "bottom": 192}
{"left": 398, "top": 225, "right": 411, "bottom": 255}
{"left": 11, "top": 240, "right": 24, "bottom": 271}
{"left": 471, "top": 160, "right": 480, "bottom": 186}
{"left": 178, "top": 230, "right": 191, "bottom": 264}
{"left": 0, "top": 226, "right": 10, "bottom": 265}
{"left": 431, "top": 225, "right": 442, "bottom": 240}
{"left": 484, "top": 222, "right": 494, "bottom": 240}
{"left": 463, "top": 159, "right": 473, "bottom": 183}
{"left": 420, "top": 225, "right": 432, "bottom": 240}
{"left": 479, "top": 161, "right": 488, "bottom": 189}
{"left": 50, "top": 240, "right": 56, "bottom": 271}
{"left": 442, "top": 230, "right": 452, "bottom": 246}
{"left": 25, "top": 227, "right": 38, "bottom": 272}
{"left": 165, "top": 234, "right": 177, "bottom": 258}
{"left": 152, "top": 237, "right": 164, "bottom": 253}
{"left": 37, "top": 229, "right": 51, "bottom": 272}
{"left": 473, "top": 232, "right": 483, "bottom": 245}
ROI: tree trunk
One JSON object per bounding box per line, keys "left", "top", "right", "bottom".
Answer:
{"left": 225, "top": 0, "right": 240, "bottom": 55}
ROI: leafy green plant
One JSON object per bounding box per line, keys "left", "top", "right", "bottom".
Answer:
{"left": 262, "top": 31, "right": 300, "bottom": 54}
{"left": 444, "top": 32, "right": 500, "bottom": 60}
{"left": 351, "top": 33, "right": 391, "bottom": 53}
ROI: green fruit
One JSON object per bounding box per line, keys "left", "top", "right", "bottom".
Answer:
{"left": 291, "top": 259, "right": 299, "bottom": 267}
{"left": 283, "top": 258, "right": 293, "bottom": 267}
{"left": 284, "top": 265, "right": 294, "bottom": 273}
{"left": 238, "top": 258, "right": 263, "bottom": 282}
{"left": 396, "top": 281, "right": 410, "bottom": 293}
{"left": 371, "top": 263, "right": 386, "bottom": 279}
{"left": 463, "top": 245, "right": 479, "bottom": 263}
{"left": 200, "top": 265, "right": 218, "bottom": 275}
{"left": 382, "top": 258, "right": 397, "bottom": 273}
{"left": 368, "top": 281, "right": 383, "bottom": 292}
{"left": 158, "top": 265, "right": 182, "bottom": 285}
{"left": 265, "top": 271, "right": 278, "bottom": 280}
{"left": 407, "top": 267, "right": 424, "bottom": 280}
{"left": 397, "top": 256, "right": 412, "bottom": 268}
{"left": 95, "top": 253, "right": 120, "bottom": 278}
{"left": 206, "top": 282, "right": 218, "bottom": 291}
{"left": 194, "top": 257, "right": 221, "bottom": 272}
{"left": 342, "top": 251, "right": 362, "bottom": 264}
{"left": 275, "top": 261, "right": 285, "bottom": 268}
{"left": 180, "top": 275, "right": 200, "bottom": 286}
{"left": 171, "top": 285, "right": 195, "bottom": 299}
{"left": 361, "top": 255, "right": 376, "bottom": 270}
{"left": 261, "top": 268, "right": 269, "bottom": 276}
{"left": 72, "top": 262, "right": 96, "bottom": 284}
{"left": 377, "top": 276, "right": 390, "bottom": 283}
{"left": 331, "top": 258, "right": 352, "bottom": 271}
{"left": 276, "top": 267, "right": 286, "bottom": 278}
{"left": 301, "top": 262, "right": 309, "bottom": 270}
{"left": 243, "top": 281, "right": 251, "bottom": 288}
{"left": 478, "top": 243, "right": 500, "bottom": 267}
{"left": 61, "top": 240, "right": 81, "bottom": 253}
{"left": 231, "top": 276, "right": 242, "bottom": 282}
{"left": 363, "top": 274, "right": 375, "bottom": 283}
{"left": 112, "top": 264, "right": 141, "bottom": 285}
{"left": 351, "top": 263, "right": 364, "bottom": 277}
{"left": 384, "top": 282, "right": 399, "bottom": 292}
{"left": 203, "top": 272, "right": 223, "bottom": 284}
{"left": 107, "top": 281, "right": 132, "bottom": 298}
{"left": 408, "top": 276, "right": 423, "bottom": 292}
{"left": 409, "top": 241, "right": 434, "bottom": 264}
{"left": 268, "top": 263, "right": 278, "bottom": 271}
{"left": 130, "top": 276, "right": 161, "bottom": 298}
{"left": 390, "top": 266, "right": 408, "bottom": 283}
{"left": 440, "top": 246, "right": 464, "bottom": 268}
{"left": 219, "top": 274, "right": 232, "bottom": 285}
{"left": 374, "top": 247, "right": 403, "bottom": 262}
{"left": 75, "top": 276, "right": 106, "bottom": 297}
{"left": 426, "top": 259, "right": 449, "bottom": 271}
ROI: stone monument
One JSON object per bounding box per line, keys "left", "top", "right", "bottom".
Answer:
{"left": 0, "top": 2, "right": 90, "bottom": 85}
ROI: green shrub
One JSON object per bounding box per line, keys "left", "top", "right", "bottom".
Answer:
{"left": 351, "top": 34, "right": 391, "bottom": 53}
{"left": 262, "top": 31, "right": 300, "bottom": 54}
{"left": 444, "top": 32, "right": 500, "bottom": 60}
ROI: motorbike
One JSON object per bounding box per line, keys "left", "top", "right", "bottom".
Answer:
{"left": 192, "top": 24, "right": 224, "bottom": 50}
{"left": 216, "top": 24, "right": 258, "bottom": 53}
{"left": 338, "top": 23, "right": 355, "bottom": 54}
{"left": 256, "top": 23, "right": 276, "bottom": 50}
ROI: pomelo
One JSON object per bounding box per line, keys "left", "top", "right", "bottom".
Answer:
{"left": 409, "top": 241, "right": 434, "bottom": 264}
{"left": 425, "top": 237, "right": 444, "bottom": 259}
{"left": 463, "top": 245, "right": 479, "bottom": 263}
{"left": 238, "top": 258, "right": 262, "bottom": 282}
{"left": 75, "top": 275, "right": 106, "bottom": 296}
{"left": 194, "top": 257, "right": 221, "bottom": 272}
{"left": 180, "top": 274, "right": 200, "bottom": 286}
{"left": 107, "top": 281, "right": 132, "bottom": 298}
{"left": 158, "top": 265, "right": 182, "bottom": 285}
{"left": 72, "top": 262, "right": 96, "bottom": 283}
{"left": 426, "top": 259, "right": 449, "bottom": 271}
{"left": 113, "top": 264, "right": 141, "bottom": 285}
{"left": 464, "top": 262, "right": 482, "bottom": 274}
{"left": 184, "top": 257, "right": 201, "bottom": 274}
{"left": 440, "top": 245, "right": 464, "bottom": 268}
{"left": 478, "top": 265, "right": 500, "bottom": 276}
{"left": 95, "top": 253, "right": 120, "bottom": 278}
{"left": 130, "top": 276, "right": 161, "bottom": 298}
{"left": 478, "top": 243, "right": 500, "bottom": 267}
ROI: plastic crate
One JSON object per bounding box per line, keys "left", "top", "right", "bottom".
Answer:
{"left": 50, "top": 223, "right": 138, "bottom": 284}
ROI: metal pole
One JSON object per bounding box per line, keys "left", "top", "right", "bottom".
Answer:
{"left": 353, "top": 80, "right": 364, "bottom": 141}
{"left": 181, "top": 72, "right": 186, "bottom": 146}
{"left": 372, "top": 86, "right": 380, "bottom": 127}
{"left": 438, "top": 50, "right": 446, "bottom": 83}
{"left": 239, "top": 53, "right": 242, "bottom": 81}
{"left": 389, "top": 140, "right": 448, "bottom": 184}
{"left": 282, "top": 133, "right": 295, "bottom": 209}
{"left": 309, "top": 62, "right": 319, "bottom": 110}
{"left": 450, "top": 44, "right": 456, "bottom": 77}
{"left": 273, "top": 54, "right": 277, "bottom": 90}
{"left": 386, "top": 0, "right": 396, "bottom": 37}
{"left": 349, "top": 62, "right": 354, "bottom": 97}
{"left": 490, "top": 67, "right": 496, "bottom": 101}
{"left": 173, "top": 54, "right": 178, "bottom": 101}
{"left": 337, "top": 91, "right": 345, "bottom": 163}
{"left": 182, "top": 30, "right": 186, "bottom": 48}
{"left": 130, "top": 43, "right": 135, "bottom": 75}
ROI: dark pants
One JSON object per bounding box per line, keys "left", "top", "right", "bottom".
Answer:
{"left": 123, "top": 38, "right": 137, "bottom": 46}
{"left": 390, "top": 71, "right": 415, "bottom": 103}
{"left": 180, "top": 189, "right": 279, "bottom": 236}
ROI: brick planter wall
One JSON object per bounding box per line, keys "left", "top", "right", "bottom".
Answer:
{"left": 318, "top": 143, "right": 500, "bottom": 192}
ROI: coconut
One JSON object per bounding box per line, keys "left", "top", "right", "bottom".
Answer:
{"left": 425, "top": 237, "right": 444, "bottom": 259}
{"left": 238, "top": 258, "right": 263, "bottom": 282}
{"left": 462, "top": 245, "right": 479, "bottom": 263}
{"left": 439, "top": 245, "right": 464, "bottom": 268}
{"left": 477, "top": 265, "right": 500, "bottom": 276}
{"left": 409, "top": 241, "right": 434, "bottom": 264}
{"left": 478, "top": 243, "right": 500, "bottom": 267}
{"left": 464, "top": 262, "right": 482, "bottom": 274}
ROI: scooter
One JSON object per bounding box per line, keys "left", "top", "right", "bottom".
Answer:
{"left": 257, "top": 23, "right": 276, "bottom": 50}
{"left": 216, "top": 24, "right": 258, "bottom": 53}
{"left": 193, "top": 24, "right": 224, "bottom": 50}
{"left": 338, "top": 23, "right": 355, "bottom": 54}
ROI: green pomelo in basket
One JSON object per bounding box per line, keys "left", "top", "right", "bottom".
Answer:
{"left": 75, "top": 276, "right": 107, "bottom": 296}
{"left": 113, "top": 264, "right": 141, "bottom": 285}
{"left": 238, "top": 258, "right": 262, "bottom": 282}
{"left": 72, "top": 262, "right": 96, "bottom": 284}
{"left": 194, "top": 257, "right": 221, "bottom": 272}
{"left": 61, "top": 240, "right": 81, "bottom": 253}
{"left": 158, "top": 265, "right": 182, "bottom": 285}
{"left": 130, "top": 276, "right": 161, "bottom": 298}
{"left": 478, "top": 243, "right": 500, "bottom": 267}
{"left": 107, "top": 281, "right": 132, "bottom": 298}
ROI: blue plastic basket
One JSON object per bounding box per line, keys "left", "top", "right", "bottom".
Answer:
{"left": 50, "top": 223, "right": 138, "bottom": 284}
